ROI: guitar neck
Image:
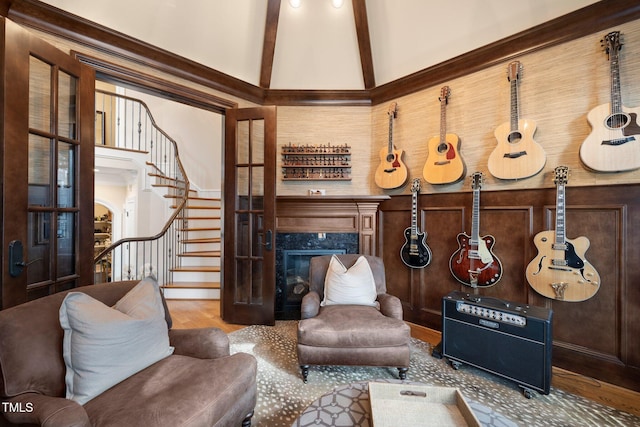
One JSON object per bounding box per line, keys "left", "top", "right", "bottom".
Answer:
{"left": 555, "top": 184, "right": 566, "bottom": 245}
{"left": 510, "top": 77, "right": 519, "bottom": 132}
{"left": 610, "top": 50, "right": 623, "bottom": 114}
{"left": 411, "top": 190, "right": 418, "bottom": 238}
{"left": 387, "top": 113, "right": 394, "bottom": 154}
{"left": 470, "top": 188, "right": 481, "bottom": 244}
{"left": 439, "top": 96, "right": 447, "bottom": 144}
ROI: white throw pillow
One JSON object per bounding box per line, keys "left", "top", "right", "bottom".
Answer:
{"left": 321, "top": 255, "right": 378, "bottom": 306}
{"left": 59, "top": 277, "right": 174, "bottom": 405}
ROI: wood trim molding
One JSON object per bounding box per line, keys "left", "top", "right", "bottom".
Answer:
{"left": 72, "top": 51, "right": 237, "bottom": 112}
{"left": 4, "top": 0, "right": 640, "bottom": 106}
{"left": 352, "top": 0, "right": 375, "bottom": 90}
{"left": 260, "top": 0, "right": 281, "bottom": 89}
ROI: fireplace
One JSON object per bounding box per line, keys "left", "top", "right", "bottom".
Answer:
{"left": 275, "top": 232, "right": 358, "bottom": 319}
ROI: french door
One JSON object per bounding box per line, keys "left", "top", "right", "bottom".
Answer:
{"left": 223, "top": 107, "right": 276, "bottom": 325}
{"left": 1, "top": 19, "right": 95, "bottom": 308}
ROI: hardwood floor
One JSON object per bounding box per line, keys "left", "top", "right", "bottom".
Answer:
{"left": 166, "top": 299, "right": 640, "bottom": 417}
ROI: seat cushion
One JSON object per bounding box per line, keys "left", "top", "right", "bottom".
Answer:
{"left": 298, "top": 305, "right": 411, "bottom": 348}
{"left": 83, "top": 353, "right": 257, "bottom": 427}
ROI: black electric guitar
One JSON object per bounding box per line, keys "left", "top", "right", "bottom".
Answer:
{"left": 579, "top": 31, "right": 640, "bottom": 172}
{"left": 401, "top": 178, "right": 432, "bottom": 268}
{"left": 449, "top": 172, "right": 503, "bottom": 287}
{"left": 526, "top": 166, "right": 601, "bottom": 301}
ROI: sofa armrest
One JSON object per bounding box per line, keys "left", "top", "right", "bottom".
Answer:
{"left": 2, "top": 393, "right": 90, "bottom": 427}
{"left": 169, "top": 328, "right": 230, "bottom": 359}
{"left": 378, "top": 293, "right": 403, "bottom": 320}
{"left": 300, "top": 291, "right": 320, "bottom": 319}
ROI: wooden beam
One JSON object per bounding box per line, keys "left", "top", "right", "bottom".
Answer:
{"left": 259, "top": 0, "right": 281, "bottom": 89}
{"left": 352, "top": 0, "right": 375, "bottom": 89}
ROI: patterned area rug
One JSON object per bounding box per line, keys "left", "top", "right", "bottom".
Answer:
{"left": 229, "top": 321, "right": 639, "bottom": 427}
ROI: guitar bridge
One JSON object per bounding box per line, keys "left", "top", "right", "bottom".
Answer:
{"left": 383, "top": 168, "right": 397, "bottom": 173}
{"left": 503, "top": 151, "right": 527, "bottom": 159}
{"left": 434, "top": 160, "right": 451, "bottom": 166}
{"left": 602, "top": 136, "right": 635, "bottom": 146}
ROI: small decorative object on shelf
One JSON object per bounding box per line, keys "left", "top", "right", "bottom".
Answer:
{"left": 282, "top": 142, "right": 351, "bottom": 181}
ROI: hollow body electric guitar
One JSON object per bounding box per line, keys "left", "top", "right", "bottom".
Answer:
{"left": 526, "top": 166, "right": 600, "bottom": 302}
{"left": 449, "top": 172, "right": 503, "bottom": 287}
{"left": 423, "top": 86, "right": 465, "bottom": 184}
{"left": 579, "top": 31, "right": 640, "bottom": 172}
{"left": 400, "top": 178, "right": 432, "bottom": 268}
{"left": 375, "top": 102, "right": 408, "bottom": 189}
{"left": 488, "top": 61, "right": 546, "bottom": 180}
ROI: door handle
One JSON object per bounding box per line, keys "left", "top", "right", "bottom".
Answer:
{"left": 260, "top": 229, "right": 273, "bottom": 251}
{"left": 9, "top": 240, "right": 40, "bottom": 277}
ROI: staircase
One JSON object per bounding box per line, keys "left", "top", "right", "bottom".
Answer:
{"left": 93, "top": 89, "right": 222, "bottom": 301}
{"left": 165, "top": 194, "right": 222, "bottom": 300}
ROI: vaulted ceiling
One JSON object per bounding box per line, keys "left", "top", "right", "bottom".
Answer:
{"left": 36, "top": 0, "right": 598, "bottom": 92}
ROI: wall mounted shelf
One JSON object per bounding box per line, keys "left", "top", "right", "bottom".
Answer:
{"left": 281, "top": 143, "right": 351, "bottom": 181}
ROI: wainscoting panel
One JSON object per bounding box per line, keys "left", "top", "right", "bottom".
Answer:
{"left": 379, "top": 184, "right": 640, "bottom": 392}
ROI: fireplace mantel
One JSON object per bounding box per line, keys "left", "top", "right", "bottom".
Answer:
{"left": 276, "top": 195, "right": 389, "bottom": 255}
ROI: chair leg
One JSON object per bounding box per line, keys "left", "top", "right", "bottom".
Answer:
{"left": 241, "top": 410, "right": 254, "bottom": 427}
{"left": 398, "top": 367, "right": 408, "bottom": 380}
{"left": 301, "top": 365, "right": 309, "bottom": 383}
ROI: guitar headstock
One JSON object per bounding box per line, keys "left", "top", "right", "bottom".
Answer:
{"left": 439, "top": 86, "right": 450, "bottom": 104}
{"left": 602, "top": 31, "right": 622, "bottom": 60}
{"left": 471, "top": 172, "right": 484, "bottom": 190}
{"left": 387, "top": 102, "right": 398, "bottom": 119}
{"left": 411, "top": 178, "right": 421, "bottom": 194}
{"left": 507, "top": 61, "right": 522, "bottom": 82}
{"left": 553, "top": 166, "right": 569, "bottom": 185}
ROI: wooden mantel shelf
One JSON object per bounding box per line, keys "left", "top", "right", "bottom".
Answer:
{"left": 276, "top": 195, "right": 390, "bottom": 256}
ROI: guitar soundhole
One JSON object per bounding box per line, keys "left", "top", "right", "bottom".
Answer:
{"left": 386, "top": 153, "right": 395, "bottom": 162}
{"left": 437, "top": 143, "right": 448, "bottom": 154}
{"left": 606, "top": 112, "right": 630, "bottom": 130}
{"left": 507, "top": 131, "right": 523, "bottom": 144}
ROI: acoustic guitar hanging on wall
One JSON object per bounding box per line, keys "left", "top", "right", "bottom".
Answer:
{"left": 488, "top": 61, "right": 546, "bottom": 180}
{"left": 449, "top": 172, "right": 503, "bottom": 288}
{"left": 579, "top": 31, "right": 640, "bottom": 172}
{"left": 400, "top": 178, "right": 432, "bottom": 268}
{"left": 375, "top": 102, "right": 408, "bottom": 189}
{"left": 525, "top": 166, "right": 600, "bottom": 302}
{"left": 423, "top": 86, "right": 466, "bottom": 185}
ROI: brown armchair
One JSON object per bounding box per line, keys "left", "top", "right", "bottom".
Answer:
{"left": 297, "top": 254, "right": 411, "bottom": 382}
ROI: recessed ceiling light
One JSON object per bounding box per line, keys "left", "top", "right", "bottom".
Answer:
{"left": 332, "top": 0, "right": 344, "bottom": 8}
{"left": 289, "top": 0, "right": 301, "bottom": 8}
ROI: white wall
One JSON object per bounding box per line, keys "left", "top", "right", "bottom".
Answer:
{"left": 123, "top": 88, "right": 223, "bottom": 193}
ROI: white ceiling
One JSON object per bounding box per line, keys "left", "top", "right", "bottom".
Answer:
{"left": 40, "top": 0, "right": 598, "bottom": 90}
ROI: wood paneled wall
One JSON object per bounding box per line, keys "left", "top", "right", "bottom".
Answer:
{"left": 379, "top": 183, "right": 640, "bottom": 392}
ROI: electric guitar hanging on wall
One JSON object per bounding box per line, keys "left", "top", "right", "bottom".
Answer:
{"left": 449, "top": 172, "right": 503, "bottom": 287}
{"left": 488, "top": 61, "right": 546, "bottom": 180}
{"left": 400, "top": 178, "right": 432, "bottom": 268}
{"left": 423, "top": 86, "right": 466, "bottom": 184}
{"left": 526, "top": 166, "right": 600, "bottom": 302}
{"left": 375, "top": 102, "right": 408, "bottom": 189}
{"left": 579, "top": 31, "right": 640, "bottom": 172}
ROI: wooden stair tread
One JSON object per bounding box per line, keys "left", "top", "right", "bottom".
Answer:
{"left": 179, "top": 251, "right": 221, "bottom": 257}
{"left": 171, "top": 266, "right": 221, "bottom": 272}
{"left": 163, "top": 281, "right": 220, "bottom": 289}
{"left": 183, "top": 237, "right": 221, "bottom": 244}
{"left": 172, "top": 205, "right": 220, "bottom": 210}
{"left": 165, "top": 195, "right": 221, "bottom": 202}
{"left": 183, "top": 216, "right": 221, "bottom": 220}
{"left": 178, "top": 227, "right": 221, "bottom": 231}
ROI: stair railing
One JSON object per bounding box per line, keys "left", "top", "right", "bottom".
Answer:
{"left": 93, "top": 90, "right": 189, "bottom": 285}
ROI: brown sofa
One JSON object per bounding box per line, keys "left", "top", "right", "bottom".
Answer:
{"left": 297, "top": 254, "right": 411, "bottom": 382}
{"left": 0, "top": 281, "right": 257, "bottom": 427}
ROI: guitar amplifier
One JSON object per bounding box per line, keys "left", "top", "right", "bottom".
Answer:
{"left": 441, "top": 291, "right": 553, "bottom": 396}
